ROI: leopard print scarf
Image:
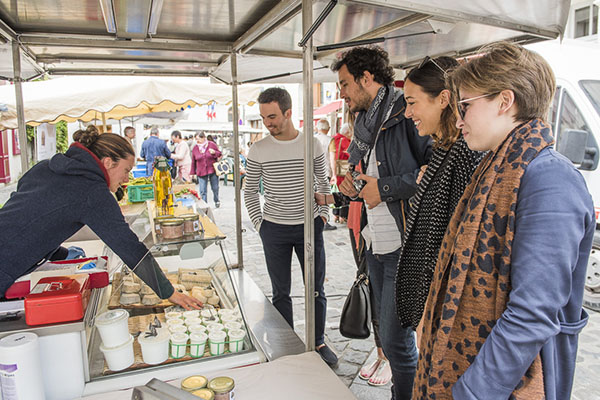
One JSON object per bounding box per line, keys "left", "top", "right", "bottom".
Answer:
{"left": 413, "top": 119, "right": 554, "bottom": 399}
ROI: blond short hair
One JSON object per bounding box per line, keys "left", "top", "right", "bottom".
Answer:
{"left": 450, "top": 42, "right": 555, "bottom": 123}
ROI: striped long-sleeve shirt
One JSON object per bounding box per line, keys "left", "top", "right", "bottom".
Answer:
{"left": 244, "top": 132, "right": 330, "bottom": 230}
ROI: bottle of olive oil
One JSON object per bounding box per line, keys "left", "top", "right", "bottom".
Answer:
{"left": 153, "top": 157, "right": 174, "bottom": 216}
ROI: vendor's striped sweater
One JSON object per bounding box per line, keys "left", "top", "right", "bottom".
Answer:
{"left": 244, "top": 131, "right": 330, "bottom": 230}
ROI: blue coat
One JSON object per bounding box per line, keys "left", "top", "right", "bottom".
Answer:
{"left": 452, "top": 148, "right": 594, "bottom": 399}
{"left": 140, "top": 135, "right": 171, "bottom": 175}
{"left": 0, "top": 143, "right": 173, "bottom": 299}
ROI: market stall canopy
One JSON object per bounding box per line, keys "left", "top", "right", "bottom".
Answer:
{"left": 0, "top": 76, "right": 261, "bottom": 129}
{"left": 0, "top": 0, "right": 570, "bottom": 84}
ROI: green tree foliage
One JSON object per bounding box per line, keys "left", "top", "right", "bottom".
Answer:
{"left": 56, "top": 121, "right": 68, "bottom": 153}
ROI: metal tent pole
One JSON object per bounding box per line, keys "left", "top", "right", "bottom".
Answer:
{"left": 231, "top": 52, "right": 244, "bottom": 268}
{"left": 12, "top": 40, "right": 29, "bottom": 175}
{"left": 302, "top": 0, "right": 315, "bottom": 352}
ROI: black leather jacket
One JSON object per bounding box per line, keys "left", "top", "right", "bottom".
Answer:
{"left": 335, "top": 90, "right": 432, "bottom": 237}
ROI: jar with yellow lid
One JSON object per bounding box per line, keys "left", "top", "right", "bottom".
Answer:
{"left": 180, "top": 213, "right": 201, "bottom": 235}
{"left": 181, "top": 375, "right": 207, "bottom": 392}
{"left": 160, "top": 217, "right": 184, "bottom": 239}
{"left": 191, "top": 388, "right": 214, "bottom": 400}
{"left": 207, "top": 377, "right": 235, "bottom": 400}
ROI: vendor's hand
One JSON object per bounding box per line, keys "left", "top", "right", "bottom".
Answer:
{"left": 169, "top": 291, "right": 203, "bottom": 310}
{"left": 357, "top": 174, "right": 381, "bottom": 209}
{"left": 339, "top": 171, "right": 358, "bottom": 198}
{"left": 417, "top": 165, "right": 427, "bottom": 185}
{"left": 66, "top": 246, "right": 86, "bottom": 260}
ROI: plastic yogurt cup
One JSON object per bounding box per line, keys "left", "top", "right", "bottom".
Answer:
{"left": 227, "top": 329, "right": 246, "bottom": 353}
{"left": 166, "top": 318, "right": 185, "bottom": 327}
{"left": 169, "top": 324, "right": 188, "bottom": 334}
{"left": 189, "top": 332, "right": 208, "bottom": 357}
{"left": 165, "top": 311, "right": 183, "bottom": 320}
{"left": 183, "top": 310, "right": 200, "bottom": 319}
{"left": 223, "top": 321, "right": 242, "bottom": 332}
{"left": 185, "top": 317, "right": 203, "bottom": 327}
{"left": 170, "top": 332, "right": 189, "bottom": 358}
{"left": 206, "top": 322, "right": 224, "bottom": 333}
{"left": 188, "top": 324, "right": 207, "bottom": 334}
{"left": 208, "top": 330, "right": 226, "bottom": 355}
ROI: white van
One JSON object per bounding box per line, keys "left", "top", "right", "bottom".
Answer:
{"left": 528, "top": 39, "right": 600, "bottom": 311}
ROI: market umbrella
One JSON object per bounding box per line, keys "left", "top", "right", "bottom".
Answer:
{"left": 0, "top": 76, "right": 261, "bottom": 129}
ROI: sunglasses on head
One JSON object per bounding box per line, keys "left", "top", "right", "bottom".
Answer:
{"left": 417, "top": 56, "right": 447, "bottom": 78}
{"left": 456, "top": 93, "right": 499, "bottom": 120}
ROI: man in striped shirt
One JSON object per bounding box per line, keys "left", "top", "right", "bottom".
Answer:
{"left": 244, "top": 87, "right": 338, "bottom": 366}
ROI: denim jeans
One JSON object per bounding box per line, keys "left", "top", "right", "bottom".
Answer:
{"left": 367, "top": 247, "right": 418, "bottom": 400}
{"left": 259, "top": 217, "right": 327, "bottom": 346}
{"left": 198, "top": 172, "right": 219, "bottom": 204}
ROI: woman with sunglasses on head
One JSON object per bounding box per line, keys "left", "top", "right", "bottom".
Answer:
{"left": 414, "top": 42, "right": 594, "bottom": 400}
{"left": 394, "top": 56, "right": 484, "bottom": 342}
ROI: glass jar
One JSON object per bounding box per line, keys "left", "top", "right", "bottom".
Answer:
{"left": 207, "top": 377, "right": 235, "bottom": 400}
{"left": 181, "top": 375, "right": 207, "bottom": 392}
{"left": 160, "top": 218, "right": 184, "bottom": 239}
{"left": 153, "top": 215, "right": 172, "bottom": 236}
{"left": 180, "top": 213, "right": 201, "bottom": 235}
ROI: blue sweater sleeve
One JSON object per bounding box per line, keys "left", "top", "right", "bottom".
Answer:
{"left": 82, "top": 187, "right": 174, "bottom": 299}
{"left": 453, "top": 149, "right": 592, "bottom": 398}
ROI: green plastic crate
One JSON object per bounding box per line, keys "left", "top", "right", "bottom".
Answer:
{"left": 128, "top": 184, "right": 154, "bottom": 203}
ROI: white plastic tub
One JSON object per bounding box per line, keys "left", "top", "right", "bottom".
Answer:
{"left": 100, "top": 335, "right": 134, "bottom": 371}
{"left": 95, "top": 309, "right": 130, "bottom": 348}
{"left": 137, "top": 328, "right": 170, "bottom": 365}
{"left": 227, "top": 329, "right": 246, "bottom": 353}
{"left": 170, "top": 333, "right": 189, "bottom": 359}
{"left": 188, "top": 324, "right": 207, "bottom": 334}
{"left": 190, "top": 332, "right": 208, "bottom": 357}
{"left": 223, "top": 321, "right": 242, "bottom": 332}
{"left": 208, "top": 330, "right": 226, "bottom": 356}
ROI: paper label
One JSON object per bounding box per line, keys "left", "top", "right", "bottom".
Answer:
{"left": 193, "top": 221, "right": 200, "bottom": 231}
{"left": 0, "top": 363, "right": 18, "bottom": 400}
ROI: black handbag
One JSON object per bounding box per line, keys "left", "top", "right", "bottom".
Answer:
{"left": 339, "top": 234, "right": 371, "bottom": 339}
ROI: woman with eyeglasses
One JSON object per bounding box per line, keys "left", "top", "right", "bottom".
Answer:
{"left": 413, "top": 42, "right": 594, "bottom": 399}
{"left": 395, "top": 55, "right": 484, "bottom": 341}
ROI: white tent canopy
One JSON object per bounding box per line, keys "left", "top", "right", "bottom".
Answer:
{"left": 0, "top": 76, "right": 262, "bottom": 129}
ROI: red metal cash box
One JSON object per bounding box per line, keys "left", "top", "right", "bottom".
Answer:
{"left": 24, "top": 274, "right": 91, "bottom": 326}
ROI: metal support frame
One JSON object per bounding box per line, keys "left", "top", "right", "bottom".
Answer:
{"left": 12, "top": 40, "right": 29, "bottom": 176}
{"left": 231, "top": 52, "right": 244, "bottom": 269}
{"left": 19, "top": 35, "right": 232, "bottom": 53}
{"left": 302, "top": 0, "right": 315, "bottom": 352}
{"left": 348, "top": 0, "right": 561, "bottom": 39}
{"left": 233, "top": 0, "right": 302, "bottom": 53}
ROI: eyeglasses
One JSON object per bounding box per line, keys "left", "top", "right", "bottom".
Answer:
{"left": 417, "top": 56, "right": 447, "bottom": 78}
{"left": 456, "top": 93, "right": 498, "bottom": 120}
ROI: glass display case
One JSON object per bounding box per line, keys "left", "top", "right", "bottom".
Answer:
{"left": 85, "top": 200, "right": 260, "bottom": 387}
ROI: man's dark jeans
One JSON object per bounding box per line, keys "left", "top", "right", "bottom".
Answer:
{"left": 259, "top": 217, "right": 327, "bottom": 346}
{"left": 367, "top": 247, "right": 418, "bottom": 400}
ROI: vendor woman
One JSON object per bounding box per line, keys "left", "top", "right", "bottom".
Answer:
{"left": 0, "top": 125, "right": 202, "bottom": 310}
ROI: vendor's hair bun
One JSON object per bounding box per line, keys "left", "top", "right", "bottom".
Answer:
{"left": 73, "top": 125, "right": 100, "bottom": 147}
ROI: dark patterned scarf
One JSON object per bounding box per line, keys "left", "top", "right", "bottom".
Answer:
{"left": 395, "top": 137, "right": 484, "bottom": 330}
{"left": 347, "top": 85, "right": 395, "bottom": 165}
{"left": 414, "top": 119, "right": 554, "bottom": 399}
